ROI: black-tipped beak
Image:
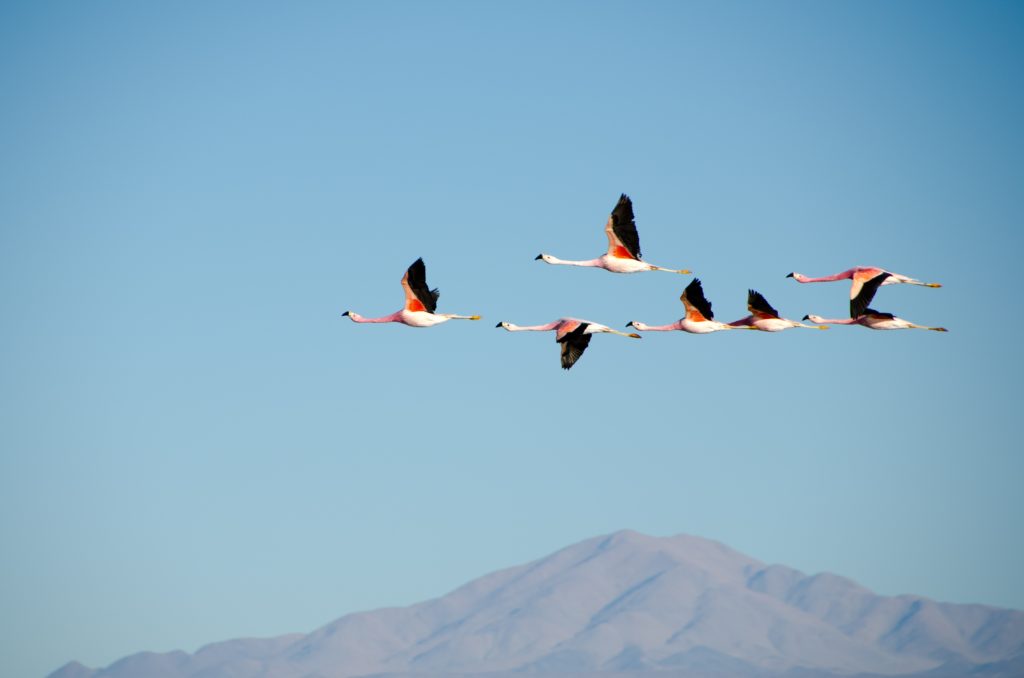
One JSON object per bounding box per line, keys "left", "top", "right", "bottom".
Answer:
{"left": 802, "top": 315, "right": 810, "bottom": 321}
{"left": 785, "top": 272, "right": 794, "bottom": 278}
{"left": 495, "top": 322, "right": 503, "bottom": 328}
{"left": 625, "top": 321, "right": 634, "bottom": 328}
{"left": 534, "top": 254, "right": 543, "bottom": 260}
{"left": 342, "top": 311, "right": 350, "bottom": 316}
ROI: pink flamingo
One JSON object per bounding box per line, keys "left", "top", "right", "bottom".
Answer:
{"left": 728, "top": 290, "right": 829, "bottom": 332}
{"left": 536, "top": 194, "right": 691, "bottom": 274}
{"left": 803, "top": 272, "right": 948, "bottom": 331}
{"left": 804, "top": 312, "right": 948, "bottom": 332}
{"left": 342, "top": 258, "right": 481, "bottom": 327}
{"left": 626, "top": 278, "right": 755, "bottom": 333}
{"left": 786, "top": 266, "right": 940, "bottom": 315}
{"left": 495, "top": 318, "right": 641, "bottom": 370}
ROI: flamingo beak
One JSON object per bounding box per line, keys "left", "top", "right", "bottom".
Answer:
{"left": 342, "top": 311, "right": 350, "bottom": 316}
{"left": 625, "top": 321, "right": 634, "bottom": 328}
{"left": 802, "top": 315, "right": 809, "bottom": 320}
{"left": 534, "top": 254, "right": 543, "bottom": 260}
{"left": 495, "top": 322, "right": 503, "bottom": 328}
{"left": 786, "top": 272, "right": 795, "bottom": 278}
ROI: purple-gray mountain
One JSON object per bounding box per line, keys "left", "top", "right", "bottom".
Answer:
{"left": 50, "top": 530, "right": 1024, "bottom": 678}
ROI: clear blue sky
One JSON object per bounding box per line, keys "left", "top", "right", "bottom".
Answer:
{"left": 2, "top": 2, "right": 1022, "bottom": 676}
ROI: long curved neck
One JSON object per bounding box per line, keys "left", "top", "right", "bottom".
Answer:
{"left": 794, "top": 269, "right": 854, "bottom": 283}
{"left": 632, "top": 321, "right": 682, "bottom": 331}
{"left": 813, "top": 317, "right": 858, "bottom": 325}
{"left": 545, "top": 255, "right": 603, "bottom": 267}
{"left": 347, "top": 311, "right": 402, "bottom": 323}
{"left": 504, "top": 321, "right": 561, "bottom": 331}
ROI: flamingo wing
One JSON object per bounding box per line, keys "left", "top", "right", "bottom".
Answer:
{"left": 557, "top": 321, "right": 592, "bottom": 370}
{"left": 849, "top": 267, "right": 886, "bottom": 301}
{"left": 604, "top": 194, "right": 641, "bottom": 260}
{"left": 864, "top": 309, "right": 896, "bottom": 320}
{"left": 850, "top": 272, "right": 891, "bottom": 318}
{"left": 747, "top": 290, "right": 780, "bottom": 319}
{"left": 401, "top": 258, "right": 440, "bottom": 313}
{"left": 680, "top": 278, "right": 713, "bottom": 321}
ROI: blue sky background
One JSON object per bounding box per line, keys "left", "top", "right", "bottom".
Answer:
{"left": 2, "top": 2, "right": 1022, "bottom": 676}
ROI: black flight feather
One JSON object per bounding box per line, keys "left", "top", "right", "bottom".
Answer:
{"left": 864, "top": 309, "right": 896, "bottom": 320}
{"left": 747, "top": 289, "right": 779, "bottom": 318}
{"left": 406, "top": 258, "right": 440, "bottom": 313}
{"left": 610, "top": 194, "right": 641, "bottom": 260}
{"left": 850, "top": 272, "right": 891, "bottom": 318}
{"left": 684, "top": 278, "right": 714, "bottom": 320}
{"left": 557, "top": 322, "right": 591, "bottom": 370}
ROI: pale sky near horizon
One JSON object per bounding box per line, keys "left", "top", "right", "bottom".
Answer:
{"left": 2, "top": 2, "right": 1023, "bottom": 676}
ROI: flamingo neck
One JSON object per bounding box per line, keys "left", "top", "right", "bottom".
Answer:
{"left": 794, "top": 269, "right": 855, "bottom": 283}
{"left": 633, "top": 321, "right": 682, "bottom": 331}
{"left": 347, "top": 311, "right": 403, "bottom": 323}
{"left": 546, "top": 255, "right": 604, "bottom": 268}
{"left": 504, "top": 322, "right": 560, "bottom": 332}
{"left": 814, "top": 317, "right": 858, "bottom": 325}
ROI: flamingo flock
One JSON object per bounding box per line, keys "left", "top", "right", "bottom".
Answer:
{"left": 343, "top": 194, "right": 946, "bottom": 369}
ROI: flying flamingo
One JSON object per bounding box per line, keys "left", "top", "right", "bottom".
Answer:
{"left": 786, "top": 266, "right": 941, "bottom": 315}
{"left": 728, "top": 290, "right": 829, "bottom": 332}
{"left": 626, "top": 278, "right": 755, "bottom": 333}
{"left": 535, "top": 194, "right": 691, "bottom": 274}
{"left": 803, "top": 272, "right": 948, "bottom": 331}
{"left": 495, "top": 318, "right": 641, "bottom": 370}
{"left": 342, "top": 258, "right": 481, "bottom": 327}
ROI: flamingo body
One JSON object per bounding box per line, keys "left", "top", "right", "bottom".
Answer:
{"left": 536, "top": 194, "right": 690, "bottom": 275}
{"left": 786, "top": 266, "right": 941, "bottom": 315}
{"left": 342, "top": 258, "right": 481, "bottom": 327}
{"left": 496, "top": 317, "right": 641, "bottom": 369}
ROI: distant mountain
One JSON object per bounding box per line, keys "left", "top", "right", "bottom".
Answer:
{"left": 49, "top": 530, "right": 1024, "bottom": 678}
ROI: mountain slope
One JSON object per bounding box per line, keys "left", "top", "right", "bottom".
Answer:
{"left": 49, "top": 530, "right": 1024, "bottom": 678}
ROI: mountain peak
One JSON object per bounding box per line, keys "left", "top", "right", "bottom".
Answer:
{"left": 49, "top": 530, "right": 1024, "bottom": 678}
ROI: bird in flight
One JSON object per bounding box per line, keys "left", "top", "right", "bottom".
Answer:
{"left": 729, "top": 290, "right": 829, "bottom": 331}
{"left": 342, "top": 258, "right": 481, "bottom": 327}
{"left": 627, "top": 278, "right": 755, "bottom": 333}
{"left": 535, "top": 194, "right": 691, "bottom": 274}
{"left": 786, "top": 266, "right": 941, "bottom": 316}
{"left": 495, "top": 318, "right": 641, "bottom": 369}
{"left": 803, "top": 272, "right": 948, "bottom": 331}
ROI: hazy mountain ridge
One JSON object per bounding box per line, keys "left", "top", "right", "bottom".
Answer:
{"left": 50, "top": 530, "right": 1024, "bottom": 678}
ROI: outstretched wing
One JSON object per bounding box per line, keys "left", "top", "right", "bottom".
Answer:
{"left": 849, "top": 267, "right": 886, "bottom": 301}
{"left": 747, "top": 290, "right": 779, "bottom": 319}
{"left": 850, "top": 272, "right": 891, "bottom": 318}
{"left": 681, "top": 278, "right": 714, "bottom": 321}
{"left": 557, "top": 322, "right": 592, "bottom": 370}
{"left": 604, "top": 194, "right": 641, "bottom": 260}
{"left": 401, "top": 258, "right": 440, "bottom": 313}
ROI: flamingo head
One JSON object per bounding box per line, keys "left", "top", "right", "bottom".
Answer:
{"left": 787, "top": 272, "right": 808, "bottom": 282}
{"left": 535, "top": 253, "right": 554, "bottom": 263}
{"left": 803, "top": 314, "right": 826, "bottom": 323}
{"left": 496, "top": 321, "right": 510, "bottom": 329}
